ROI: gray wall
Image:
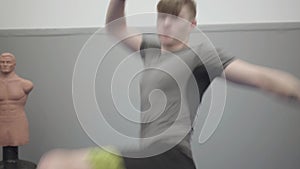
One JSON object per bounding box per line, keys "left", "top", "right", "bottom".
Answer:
{"left": 0, "top": 22, "right": 300, "bottom": 169}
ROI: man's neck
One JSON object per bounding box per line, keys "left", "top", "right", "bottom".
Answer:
{"left": 161, "top": 42, "right": 189, "bottom": 53}
{"left": 0, "top": 72, "right": 17, "bottom": 80}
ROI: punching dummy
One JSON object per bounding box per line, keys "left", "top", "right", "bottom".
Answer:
{"left": 0, "top": 52, "right": 35, "bottom": 169}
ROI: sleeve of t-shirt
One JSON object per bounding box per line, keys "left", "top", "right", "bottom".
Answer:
{"left": 193, "top": 43, "right": 236, "bottom": 80}
{"left": 216, "top": 48, "right": 236, "bottom": 69}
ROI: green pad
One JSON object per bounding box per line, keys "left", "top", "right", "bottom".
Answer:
{"left": 88, "top": 147, "right": 126, "bottom": 169}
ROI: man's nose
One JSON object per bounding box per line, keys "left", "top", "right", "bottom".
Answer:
{"left": 163, "top": 16, "right": 172, "bottom": 27}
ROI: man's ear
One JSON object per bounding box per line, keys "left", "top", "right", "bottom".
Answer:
{"left": 191, "top": 19, "right": 197, "bottom": 28}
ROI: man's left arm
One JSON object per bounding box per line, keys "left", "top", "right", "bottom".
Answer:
{"left": 223, "top": 59, "right": 300, "bottom": 101}
{"left": 23, "top": 79, "right": 34, "bottom": 94}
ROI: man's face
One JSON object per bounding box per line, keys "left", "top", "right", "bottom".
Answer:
{"left": 157, "top": 5, "right": 196, "bottom": 48}
{"left": 0, "top": 56, "right": 16, "bottom": 74}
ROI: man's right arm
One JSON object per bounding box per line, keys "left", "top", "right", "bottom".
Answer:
{"left": 106, "top": 0, "right": 142, "bottom": 51}
{"left": 224, "top": 59, "right": 300, "bottom": 102}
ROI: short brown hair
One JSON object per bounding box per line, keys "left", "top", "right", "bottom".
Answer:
{"left": 157, "top": 0, "right": 196, "bottom": 19}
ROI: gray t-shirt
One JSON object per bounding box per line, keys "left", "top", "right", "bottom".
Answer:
{"left": 139, "top": 34, "right": 235, "bottom": 158}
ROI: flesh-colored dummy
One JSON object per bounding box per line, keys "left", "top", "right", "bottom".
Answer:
{"left": 0, "top": 53, "right": 33, "bottom": 146}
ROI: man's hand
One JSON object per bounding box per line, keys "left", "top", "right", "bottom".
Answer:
{"left": 37, "top": 149, "right": 91, "bottom": 169}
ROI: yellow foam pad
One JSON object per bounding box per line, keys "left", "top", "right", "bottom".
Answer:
{"left": 88, "top": 147, "right": 126, "bottom": 169}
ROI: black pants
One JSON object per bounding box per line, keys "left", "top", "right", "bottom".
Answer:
{"left": 122, "top": 146, "right": 196, "bottom": 169}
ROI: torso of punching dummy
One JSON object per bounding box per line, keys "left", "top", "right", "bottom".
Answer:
{"left": 0, "top": 77, "right": 32, "bottom": 146}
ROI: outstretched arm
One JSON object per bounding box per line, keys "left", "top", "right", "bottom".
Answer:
{"left": 106, "top": 0, "right": 142, "bottom": 51}
{"left": 37, "top": 149, "right": 91, "bottom": 169}
{"left": 224, "top": 59, "right": 300, "bottom": 101}
{"left": 37, "top": 148, "right": 125, "bottom": 169}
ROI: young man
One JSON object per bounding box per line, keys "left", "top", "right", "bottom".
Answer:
{"left": 37, "top": 0, "right": 300, "bottom": 169}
